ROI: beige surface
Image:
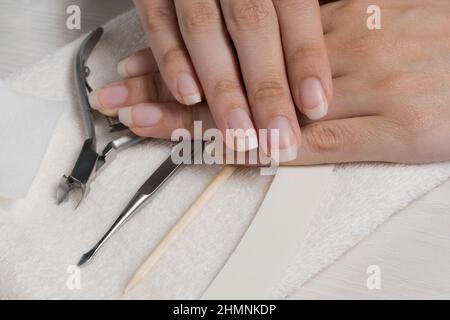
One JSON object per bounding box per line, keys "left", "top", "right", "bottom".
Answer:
{"left": 203, "top": 166, "right": 336, "bottom": 299}
{"left": 2, "top": 0, "right": 450, "bottom": 299}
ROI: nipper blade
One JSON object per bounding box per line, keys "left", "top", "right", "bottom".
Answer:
{"left": 56, "top": 139, "right": 99, "bottom": 206}
{"left": 56, "top": 176, "right": 84, "bottom": 206}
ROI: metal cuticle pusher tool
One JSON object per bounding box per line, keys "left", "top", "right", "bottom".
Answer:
{"left": 56, "top": 27, "right": 145, "bottom": 207}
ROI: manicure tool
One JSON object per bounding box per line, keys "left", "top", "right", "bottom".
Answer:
{"left": 202, "top": 165, "right": 335, "bottom": 299}
{"left": 77, "top": 140, "right": 205, "bottom": 267}
{"left": 56, "top": 27, "right": 145, "bottom": 207}
{"left": 124, "top": 165, "right": 237, "bottom": 293}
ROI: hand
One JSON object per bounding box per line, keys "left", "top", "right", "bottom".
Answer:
{"left": 90, "top": 0, "right": 450, "bottom": 165}
{"left": 89, "top": 0, "right": 333, "bottom": 162}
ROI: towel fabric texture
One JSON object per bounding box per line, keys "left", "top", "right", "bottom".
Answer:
{"left": 1, "top": 9, "right": 450, "bottom": 299}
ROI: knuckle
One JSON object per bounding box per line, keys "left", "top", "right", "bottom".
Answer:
{"left": 305, "top": 123, "right": 346, "bottom": 152}
{"left": 226, "top": 0, "right": 275, "bottom": 31}
{"left": 161, "top": 46, "right": 188, "bottom": 67}
{"left": 288, "top": 44, "right": 326, "bottom": 69}
{"left": 143, "top": 5, "right": 175, "bottom": 32}
{"left": 251, "top": 79, "right": 289, "bottom": 104}
{"left": 212, "top": 79, "right": 242, "bottom": 97}
{"left": 181, "top": 1, "right": 221, "bottom": 33}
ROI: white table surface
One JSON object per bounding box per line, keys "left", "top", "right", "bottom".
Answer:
{"left": 2, "top": 0, "right": 449, "bottom": 300}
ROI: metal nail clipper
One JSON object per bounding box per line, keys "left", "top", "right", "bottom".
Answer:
{"left": 78, "top": 140, "right": 205, "bottom": 267}
{"left": 56, "top": 27, "right": 145, "bottom": 207}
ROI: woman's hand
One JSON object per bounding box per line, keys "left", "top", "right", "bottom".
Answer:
{"left": 90, "top": 0, "right": 450, "bottom": 165}
{"left": 89, "top": 0, "right": 333, "bottom": 162}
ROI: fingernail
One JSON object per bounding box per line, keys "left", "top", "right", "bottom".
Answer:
{"left": 227, "top": 108, "right": 258, "bottom": 152}
{"left": 300, "top": 77, "right": 328, "bottom": 120}
{"left": 117, "top": 59, "right": 130, "bottom": 77}
{"left": 177, "top": 73, "right": 202, "bottom": 106}
{"left": 117, "top": 54, "right": 154, "bottom": 78}
{"left": 118, "top": 104, "right": 163, "bottom": 127}
{"left": 88, "top": 82, "right": 128, "bottom": 109}
{"left": 267, "top": 116, "right": 298, "bottom": 163}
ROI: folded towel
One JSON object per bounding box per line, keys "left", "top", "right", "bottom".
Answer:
{"left": 1, "top": 9, "right": 449, "bottom": 299}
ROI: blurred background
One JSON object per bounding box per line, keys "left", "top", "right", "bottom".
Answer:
{"left": 0, "top": 0, "right": 134, "bottom": 77}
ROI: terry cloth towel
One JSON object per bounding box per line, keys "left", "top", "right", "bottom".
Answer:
{"left": 1, "top": 9, "right": 450, "bottom": 299}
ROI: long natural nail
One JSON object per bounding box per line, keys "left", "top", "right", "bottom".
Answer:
{"left": 88, "top": 83, "right": 128, "bottom": 109}
{"left": 300, "top": 77, "right": 328, "bottom": 120}
{"left": 227, "top": 108, "right": 258, "bottom": 152}
{"left": 177, "top": 72, "right": 202, "bottom": 106}
{"left": 266, "top": 116, "right": 298, "bottom": 163}
{"left": 118, "top": 104, "right": 163, "bottom": 127}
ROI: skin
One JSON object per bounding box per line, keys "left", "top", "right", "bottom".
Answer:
{"left": 91, "top": 0, "right": 450, "bottom": 165}
{"left": 90, "top": 0, "right": 333, "bottom": 161}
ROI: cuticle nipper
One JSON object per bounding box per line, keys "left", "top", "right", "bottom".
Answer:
{"left": 56, "top": 27, "right": 146, "bottom": 208}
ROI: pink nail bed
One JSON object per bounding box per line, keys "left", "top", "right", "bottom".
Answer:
{"left": 130, "top": 105, "right": 163, "bottom": 127}
{"left": 118, "top": 54, "right": 155, "bottom": 77}
{"left": 95, "top": 83, "right": 129, "bottom": 109}
{"left": 177, "top": 73, "right": 202, "bottom": 105}
{"left": 300, "top": 78, "right": 328, "bottom": 120}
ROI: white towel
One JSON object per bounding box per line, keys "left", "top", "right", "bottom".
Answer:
{"left": 1, "top": 9, "right": 450, "bottom": 299}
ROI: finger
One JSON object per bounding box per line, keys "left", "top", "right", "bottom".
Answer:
{"left": 324, "top": 33, "right": 351, "bottom": 77}
{"left": 118, "top": 102, "right": 215, "bottom": 139}
{"left": 320, "top": 0, "right": 344, "bottom": 33}
{"left": 290, "top": 116, "right": 406, "bottom": 165}
{"left": 173, "top": 0, "right": 257, "bottom": 152}
{"left": 299, "top": 76, "right": 381, "bottom": 125}
{"left": 273, "top": 0, "right": 332, "bottom": 121}
{"left": 220, "top": 0, "right": 301, "bottom": 162}
{"left": 88, "top": 73, "right": 173, "bottom": 116}
{"left": 134, "top": 0, "right": 203, "bottom": 105}
{"left": 117, "top": 48, "right": 159, "bottom": 78}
